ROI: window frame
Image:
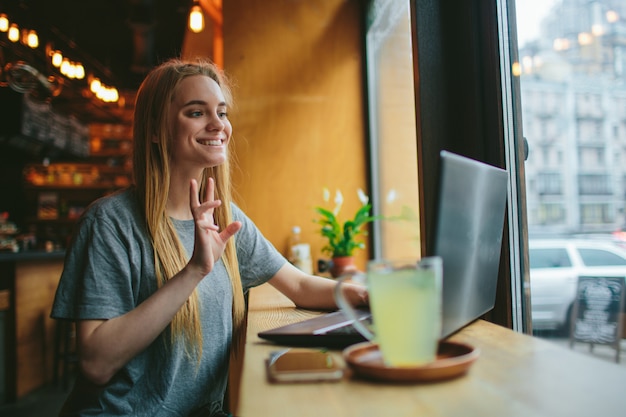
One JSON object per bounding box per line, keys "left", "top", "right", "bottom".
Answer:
{"left": 408, "top": 0, "right": 529, "bottom": 332}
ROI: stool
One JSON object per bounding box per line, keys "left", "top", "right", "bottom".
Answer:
{"left": 53, "top": 319, "right": 78, "bottom": 389}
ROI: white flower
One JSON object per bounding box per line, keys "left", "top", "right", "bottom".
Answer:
{"left": 357, "top": 188, "right": 369, "bottom": 205}
{"left": 322, "top": 187, "right": 330, "bottom": 203}
{"left": 333, "top": 190, "right": 343, "bottom": 215}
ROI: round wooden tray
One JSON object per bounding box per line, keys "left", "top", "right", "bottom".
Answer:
{"left": 343, "top": 340, "right": 479, "bottom": 382}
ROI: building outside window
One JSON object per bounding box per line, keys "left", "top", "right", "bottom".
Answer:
{"left": 517, "top": 0, "right": 626, "bottom": 355}
{"left": 518, "top": 0, "right": 626, "bottom": 236}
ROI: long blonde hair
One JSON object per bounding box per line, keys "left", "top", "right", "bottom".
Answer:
{"left": 132, "top": 58, "right": 245, "bottom": 358}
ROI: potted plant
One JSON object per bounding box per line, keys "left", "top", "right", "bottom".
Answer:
{"left": 314, "top": 188, "right": 378, "bottom": 277}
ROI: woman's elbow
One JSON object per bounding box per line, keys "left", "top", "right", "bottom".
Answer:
{"left": 79, "top": 357, "right": 118, "bottom": 386}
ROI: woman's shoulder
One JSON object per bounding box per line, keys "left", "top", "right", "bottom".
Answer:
{"left": 230, "top": 202, "right": 244, "bottom": 219}
{"left": 230, "top": 202, "right": 255, "bottom": 228}
{"left": 82, "top": 187, "right": 140, "bottom": 224}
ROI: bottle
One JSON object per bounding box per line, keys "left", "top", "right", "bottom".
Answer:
{"left": 287, "top": 226, "right": 313, "bottom": 275}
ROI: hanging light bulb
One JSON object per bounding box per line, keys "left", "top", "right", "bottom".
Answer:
{"left": 66, "top": 62, "right": 78, "bottom": 79}
{"left": 60, "top": 58, "right": 71, "bottom": 76}
{"left": 0, "top": 14, "right": 9, "bottom": 32}
{"left": 27, "top": 29, "right": 39, "bottom": 48}
{"left": 188, "top": 3, "right": 204, "bottom": 33}
{"left": 90, "top": 78, "right": 102, "bottom": 94}
{"left": 51, "top": 50, "right": 63, "bottom": 67}
{"left": 8, "top": 23, "right": 19, "bottom": 42}
{"left": 75, "top": 63, "right": 85, "bottom": 80}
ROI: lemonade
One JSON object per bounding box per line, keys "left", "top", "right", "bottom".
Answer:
{"left": 368, "top": 265, "right": 442, "bottom": 367}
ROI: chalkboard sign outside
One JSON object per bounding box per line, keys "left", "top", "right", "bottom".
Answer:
{"left": 571, "top": 276, "right": 625, "bottom": 345}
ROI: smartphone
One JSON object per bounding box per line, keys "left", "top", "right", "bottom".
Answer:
{"left": 266, "top": 348, "right": 344, "bottom": 383}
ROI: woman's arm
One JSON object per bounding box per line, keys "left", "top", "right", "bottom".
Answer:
{"left": 77, "top": 179, "right": 241, "bottom": 385}
{"left": 76, "top": 264, "right": 208, "bottom": 385}
{"left": 268, "top": 262, "right": 368, "bottom": 310}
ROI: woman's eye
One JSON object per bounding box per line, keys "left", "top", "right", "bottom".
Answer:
{"left": 190, "top": 110, "right": 204, "bottom": 117}
{"left": 218, "top": 111, "right": 228, "bottom": 118}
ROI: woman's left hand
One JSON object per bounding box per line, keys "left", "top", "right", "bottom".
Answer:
{"left": 188, "top": 178, "right": 241, "bottom": 278}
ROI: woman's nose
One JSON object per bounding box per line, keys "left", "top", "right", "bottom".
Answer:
{"left": 206, "top": 113, "right": 224, "bottom": 130}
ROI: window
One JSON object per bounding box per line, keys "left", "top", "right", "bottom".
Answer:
{"left": 578, "top": 248, "right": 626, "bottom": 266}
{"left": 537, "top": 203, "right": 566, "bottom": 224}
{"left": 580, "top": 203, "right": 612, "bottom": 224}
{"left": 517, "top": 0, "right": 626, "bottom": 344}
{"left": 537, "top": 173, "right": 562, "bottom": 195}
{"left": 529, "top": 248, "right": 572, "bottom": 268}
{"left": 365, "top": 0, "right": 420, "bottom": 260}
{"left": 578, "top": 174, "right": 610, "bottom": 195}
{"left": 364, "top": 0, "right": 523, "bottom": 331}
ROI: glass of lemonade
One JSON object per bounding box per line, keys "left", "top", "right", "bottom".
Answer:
{"left": 335, "top": 257, "right": 443, "bottom": 367}
{"left": 368, "top": 257, "right": 442, "bottom": 366}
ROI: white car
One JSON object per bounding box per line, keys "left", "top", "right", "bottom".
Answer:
{"left": 529, "top": 238, "right": 626, "bottom": 334}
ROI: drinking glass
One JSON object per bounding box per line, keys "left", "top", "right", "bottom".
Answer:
{"left": 334, "top": 257, "right": 443, "bottom": 367}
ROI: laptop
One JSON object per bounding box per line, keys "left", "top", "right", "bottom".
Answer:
{"left": 258, "top": 150, "right": 509, "bottom": 348}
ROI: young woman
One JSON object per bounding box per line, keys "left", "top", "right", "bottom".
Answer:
{"left": 51, "top": 58, "right": 368, "bottom": 417}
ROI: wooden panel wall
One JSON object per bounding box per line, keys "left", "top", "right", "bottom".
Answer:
{"left": 222, "top": 0, "right": 369, "bottom": 270}
{"left": 15, "top": 260, "right": 63, "bottom": 397}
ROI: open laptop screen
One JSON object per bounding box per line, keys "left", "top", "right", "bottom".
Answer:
{"left": 434, "top": 151, "right": 508, "bottom": 337}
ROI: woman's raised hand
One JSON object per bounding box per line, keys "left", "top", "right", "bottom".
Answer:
{"left": 188, "top": 178, "right": 242, "bottom": 277}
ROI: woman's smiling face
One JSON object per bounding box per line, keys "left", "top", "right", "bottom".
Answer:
{"left": 168, "top": 74, "right": 232, "bottom": 172}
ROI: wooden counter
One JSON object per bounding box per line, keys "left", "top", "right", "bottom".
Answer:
{"left": 236, "top": 283, "right": 626, "bottom": 417}
{"left": 0, "top": 256, "right": 64, "bottom": 402}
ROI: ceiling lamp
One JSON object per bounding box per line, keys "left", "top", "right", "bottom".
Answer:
{"left": 0, "top": 14, "right": 9, "bottom": 32}
{"left": 188, "top": 1, "right": 204, "bottom": 33}
{"left": 8, "top": 23, "right": 19, "bottom": 42}
{"left": 89, "top": 77, "right": 119, "bottom": 103}
{"left": 51, "top": 50, "right": 63, "bottom": 67}
{"left": 26, "top": 29, "right": 39, "bottom": 48}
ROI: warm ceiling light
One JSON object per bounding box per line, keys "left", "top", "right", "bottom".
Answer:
{"left": 75, "top": 63, "right": 85, "bottom": 80}
{"left": 51, "top": 50, "right": 63, "bottom": 67}
{"left": 108, "top": 88, "right": 119, "bottom": 103}
{"left": 8, "top": 23, "right": 19, "bottom": 42}
{"left": 188, "top": 4, "right": 204, "bottom": 33}
{"left": 95, "top": 85, "right": 119, "bottom": 103}
{"left": 27, "top": 29, "right": 39, "bottom": 48}
{"left": 90, "top": 78, "right": 102, "bottom": 94}
{"left": 60, "top": 58, "right": 71, "bottom": 76}
{"left": 0, "top": 14, "right": 9, "bottom": 32}
{"left": 66, "top": 62, "right": 78, "bottom": 79}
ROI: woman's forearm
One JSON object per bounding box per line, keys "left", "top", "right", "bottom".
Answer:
{"left": 77, "top": 265, "right": 206, "bottom": 385}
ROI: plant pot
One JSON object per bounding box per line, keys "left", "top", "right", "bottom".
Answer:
{"left": 330, "top": 256, "right": 359, "bottom": 278}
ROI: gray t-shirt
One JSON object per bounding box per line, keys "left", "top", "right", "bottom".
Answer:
{"left": 51, "top": 188, "right": 286, "bottom": 416}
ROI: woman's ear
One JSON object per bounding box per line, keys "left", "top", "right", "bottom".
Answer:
{"left": 151, "top": 133, "right": 158, "bottom": 143}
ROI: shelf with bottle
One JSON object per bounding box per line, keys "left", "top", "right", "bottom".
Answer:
{"left": 20, "top": 161, "right": 132, "bottom": 252}
{"left": 23, "top": 162, "right": 131, "bottom": 190}
{"left": 0, "top": 212, "right": 20, "bottom": 253}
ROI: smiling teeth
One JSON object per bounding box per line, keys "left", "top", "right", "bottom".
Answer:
{"left": 198, "top": 139, "right": 222, "bottom": 146}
